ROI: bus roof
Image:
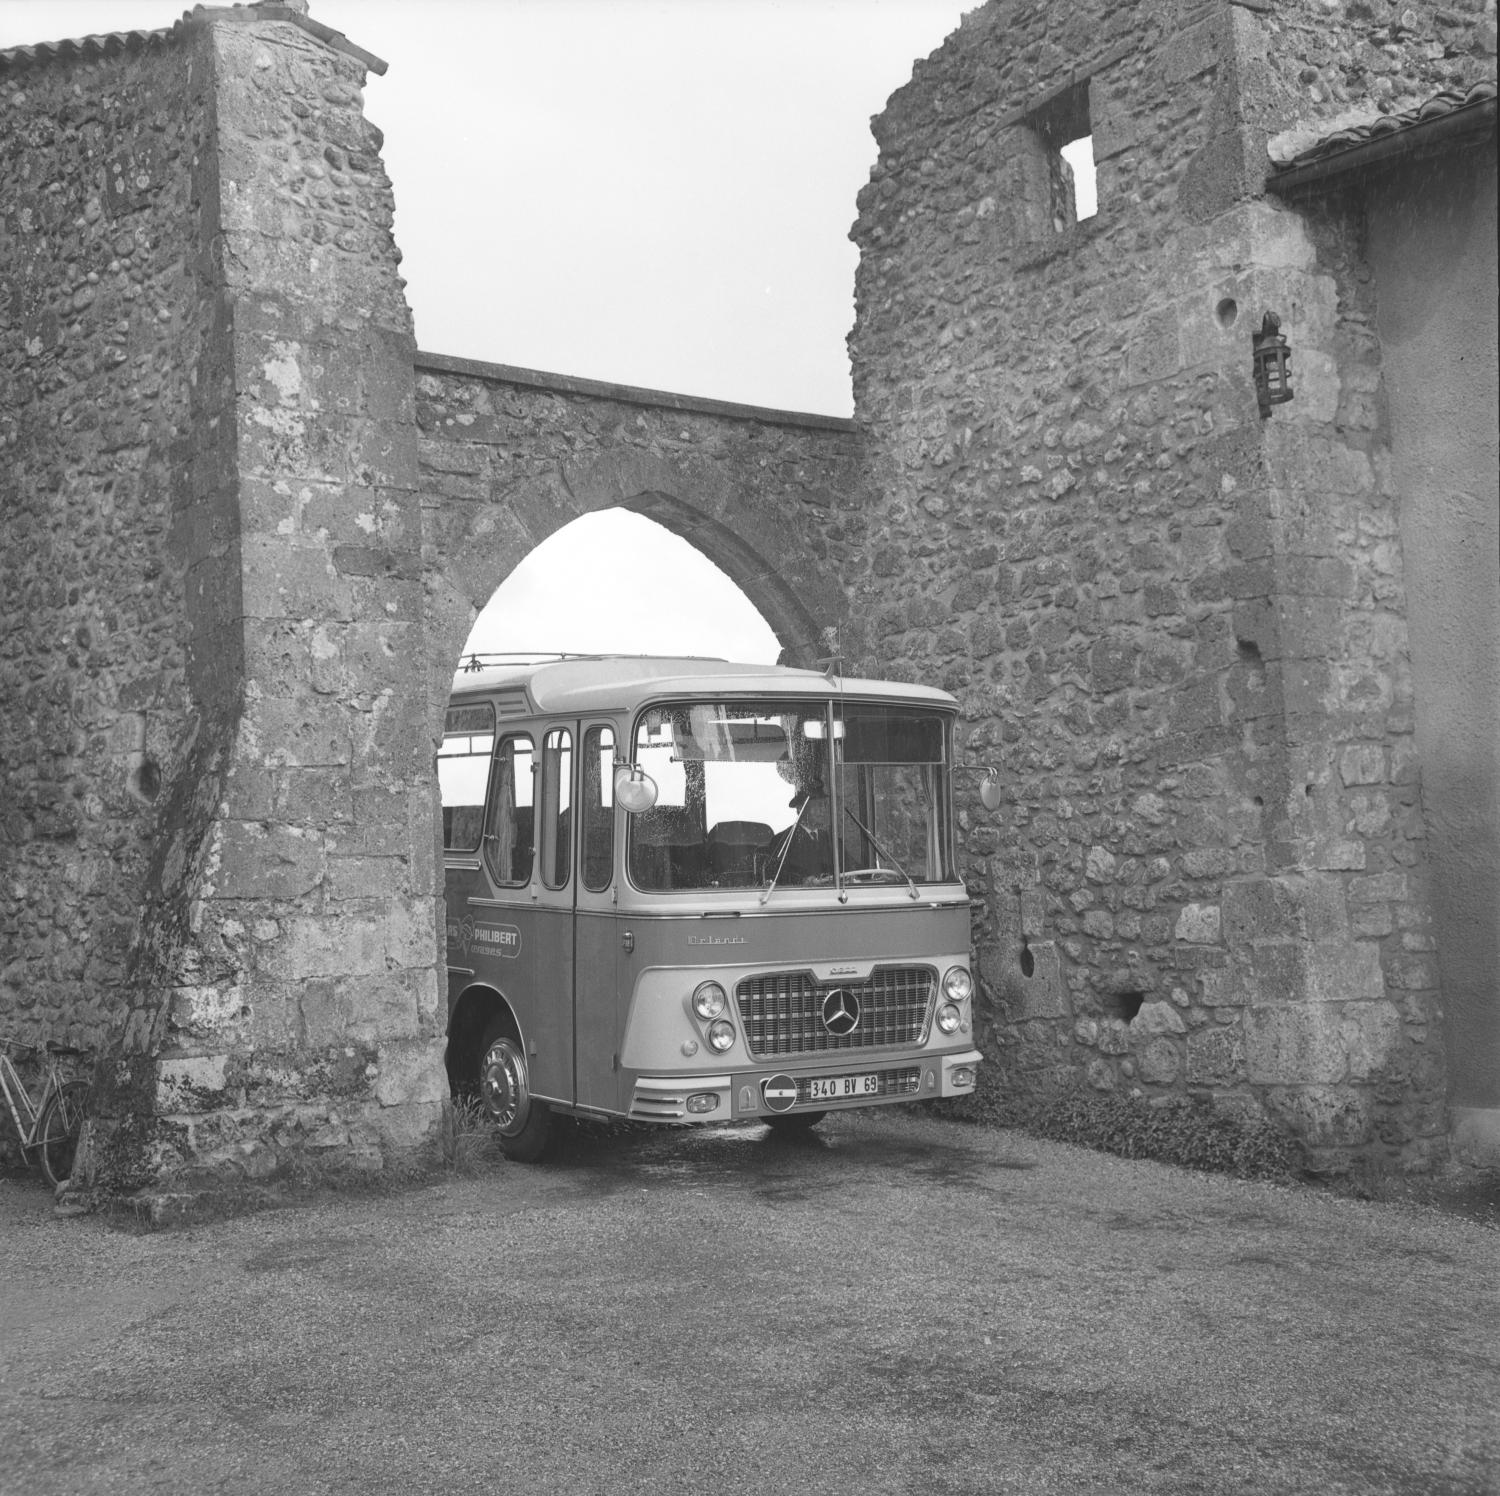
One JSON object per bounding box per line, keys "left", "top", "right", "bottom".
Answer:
{"left": 447, "top": 655, "right": 958, "bottom": 717}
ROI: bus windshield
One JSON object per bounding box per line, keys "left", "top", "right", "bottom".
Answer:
{"left": 628, "top": 700, "right": 952, "bottom": 892}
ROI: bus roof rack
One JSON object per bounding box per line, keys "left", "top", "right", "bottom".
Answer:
{"left": 458, "top": 651, "right": 728, "bottom": 673}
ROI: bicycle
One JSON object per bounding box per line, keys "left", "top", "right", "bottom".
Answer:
{"left": 0, "top": 1037, "right": 93, "bottom": 1189}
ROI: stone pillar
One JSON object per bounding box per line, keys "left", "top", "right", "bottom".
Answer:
{"left": 81, "top": 5, "right": 445, "bottom": 1200}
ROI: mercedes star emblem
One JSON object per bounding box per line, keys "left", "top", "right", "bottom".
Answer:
{"left": 822, "top": 987, "right": 861, "bottom": 1037}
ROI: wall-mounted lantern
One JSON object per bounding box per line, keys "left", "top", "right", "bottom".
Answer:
{"left": 1252, "top": 311, "right": 1293, "bottom": 417}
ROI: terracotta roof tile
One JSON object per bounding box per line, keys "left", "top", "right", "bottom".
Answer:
{"left": 0, "top": 19, "right": 186, "bottom": 73}
{"left": 1271, "top": 79, "right": 1497, "bottom": 174}
{"left": 0, "top": 4, "right": 383, "bottom": 77}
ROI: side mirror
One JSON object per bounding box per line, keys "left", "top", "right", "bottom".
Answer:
{"left": 979, "top": 769, "right": 1002, "bottom": 813}
{"left": 613, "top": 765, "right": 658, "bottom": 814}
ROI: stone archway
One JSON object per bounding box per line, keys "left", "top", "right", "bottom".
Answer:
{"left": 409, "top": 364, "right": 870, "bottom": 1166}
{"left": 416, "top": 360, "right": 868, "bottom": 763}
{"left": 427, "top": 485, "right": 828, "bottom": 680}
{"left": 4, "top": 7, "right": 871, "bottom": 1204}
{"left": 619, "top": 491, "right": 827, "bottom": 667}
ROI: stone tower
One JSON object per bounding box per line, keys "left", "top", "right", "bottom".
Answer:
{"left": 1, "top": 4, "right": 445, "bottom": 1195}
{"left": 846, "top": 0, "right": 1496, "bottom": 1169}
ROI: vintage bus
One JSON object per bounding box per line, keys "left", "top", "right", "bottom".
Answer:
{"left": 439, "top": 655, "right": 982, "bottom": 1159}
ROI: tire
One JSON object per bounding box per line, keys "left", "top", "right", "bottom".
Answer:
{"left": 764, "top": 1110, "right": 826, "bottom": 1135}
{"left": 36, "top": 1080, "right": 89, "bottom": 1189}
{"left": 477, "top": 1021, "right": 553, "bottom": 1163}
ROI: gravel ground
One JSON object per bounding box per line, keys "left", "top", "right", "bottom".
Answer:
{"left": 1, "top": 1110, "right": 1496, "bottom": 1496}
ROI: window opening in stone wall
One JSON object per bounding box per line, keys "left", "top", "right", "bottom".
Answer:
{"left": 1026, "top": 80, "right": 1097, "bottom": 231}
{"left": 1060, "top": 135, "right": 1098, "bottom": 221}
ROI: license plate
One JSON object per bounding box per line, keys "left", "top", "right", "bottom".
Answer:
{"left": 805, "top": 1073, "right": 880, "bottom": 1102}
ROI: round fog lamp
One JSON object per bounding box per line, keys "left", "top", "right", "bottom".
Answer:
{"left": 937, "top": 1002, "right": 962, "bottom": 1034}
{"left": 692, "top": 981, "right": 728, "bottom": 1020}
{"left": 707, "top": 1018, "right": 736, "bottom": 1053}
{"left": 942, "top": 967, "right": 974, "bottom": 1003}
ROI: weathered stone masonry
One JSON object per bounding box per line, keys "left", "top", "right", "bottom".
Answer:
{"left": 3, "top": 7, "right": 446, "bottom": 1188}
{"left": 414, "top": 352, "right": 866, "bottom": 697}
{"left": 1, "top": 5, "right": 871, "bottom": 1195}
{"left": 2, "top": 26, "right": 231, "bottom": 1163}
{"left": 412, "top": 356, "right": 873, "bottom": 938}
{"left": 846, "top": 0, "right": 1494, "bottom": 1168}
{"left": 2, "top": 0, "right": 1494, "bottom": 1190}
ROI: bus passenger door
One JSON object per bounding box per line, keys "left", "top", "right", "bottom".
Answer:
{"left": 573, "top": 721, "right": 621, "bottom": 1112}
{"left": 524, "top": 725, "right": 576, "bottom": 1105}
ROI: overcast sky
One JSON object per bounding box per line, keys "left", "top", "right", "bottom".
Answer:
{"left": 5, "top": 0, "right": 975, "bottom": 413}
{"left": 4, "top": 0, "right": 976, "bottom": 663}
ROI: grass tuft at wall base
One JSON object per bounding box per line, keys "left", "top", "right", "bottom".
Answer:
{"left": 936, "top": 1065, "right": 1302, "bottom": 1182}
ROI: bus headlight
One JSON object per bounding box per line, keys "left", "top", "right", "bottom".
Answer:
{"left": 692, "top": 982, "right": 728, "bottom": 1020}
{"left": 942, "top": 967, "right": 974, "bottom": 1004}
{"left": 937, "top": 1003, "right": 962, "bottom": 1034}
{"left": 706, "top": 1019, "right": 736, "bottom": 1052}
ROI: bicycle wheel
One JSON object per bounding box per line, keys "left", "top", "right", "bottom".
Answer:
{"left": 36, "top": 1080, "right": 90, "bottom": 1189}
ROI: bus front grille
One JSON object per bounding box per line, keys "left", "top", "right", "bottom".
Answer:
{"left": 735, "top": 966, "right": 935, "bottom": 1058}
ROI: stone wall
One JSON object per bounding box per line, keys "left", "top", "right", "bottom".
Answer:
{"left": 128, "top": 9, "right": 446, "bottom": 1192}
{"left": 0, "top": 5, "right": 871, "bottom": 1195}
{"left": 846, "top": 0, "right": 1492, "bottom": 1168}
{"left": 2, "top": 7, "right": 446, "bottom": 1195}
{"left": 1259, "top": 0, "right": 1495, "bottom": 145}
{"left": 415, "top": 354, "right": 866, "bottom": 698}
{"left": 2, "top": 0, "right": 1491, "bottom": 1189}
{"left": 1, "top": 32, "right": 228, "bottom": 1146}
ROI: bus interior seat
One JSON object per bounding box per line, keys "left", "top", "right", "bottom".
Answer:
{"left": 444, "top": 804, "right": 483, "bottom": 852}
{"left": 707, "top": 820, "right": 773, "bottom": 884}
{"left": 486, "top": 806, "right": 532, "bottom": 883}
{"left": 629, "top": 807, "right": 708, "bottom": 889}
{"left": 582, "top": 807, "right": 614, "bottom": 888}
{"left": 548, "top": 806, "right": 572, "bottom": 885}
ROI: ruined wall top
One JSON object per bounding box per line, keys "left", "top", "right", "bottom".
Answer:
{"left": 862, "top": 0, "right": 1495, "bottom": 181}
{"left": 906, "top": 0, "right": 1492, "bottom": 112}
{"left": 0, "top": 2, "right": 386, "bottom": 80}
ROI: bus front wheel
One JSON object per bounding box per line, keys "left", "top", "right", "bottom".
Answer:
{"left": 478, "top": 1022, "right": 553, "bottom": 1163}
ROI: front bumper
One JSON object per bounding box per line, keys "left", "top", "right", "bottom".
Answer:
{"left": 627, "top": 1049, "right": 982, "bottom": 1123}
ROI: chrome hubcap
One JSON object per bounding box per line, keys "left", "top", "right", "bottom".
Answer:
{"left": 479, "top": 1039, "right": 530, "bottom": 1136}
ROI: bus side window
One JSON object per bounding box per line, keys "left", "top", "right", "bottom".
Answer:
{"left": 438, "top": 705, "right": 495, "bottom": 853}
{"left": 582, "top": 725, "right": 615, "bottom": 892}
{"left": 540, "top": 727, "right": 573, "bottom": 890}
{"left": 484, "top": 734, "right": 534, "bottom": 887}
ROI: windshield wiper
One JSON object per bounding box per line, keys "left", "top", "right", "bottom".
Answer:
{"left": 759, "top": 796, "right": 813, "bottom": 907}
{"left": 840, "top": 806, "right": 920, "bottom": 901}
